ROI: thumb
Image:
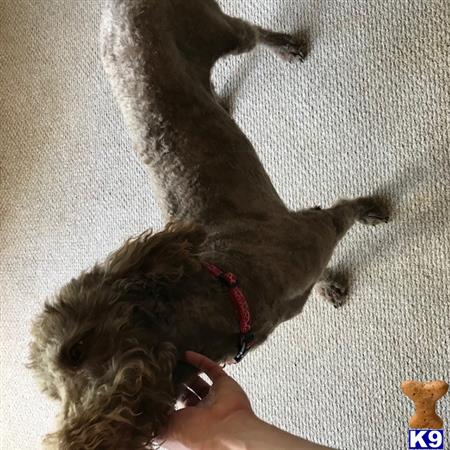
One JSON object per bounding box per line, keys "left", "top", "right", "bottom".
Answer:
{"left": 163, "top": 406, "right": 196, "bottom": 438}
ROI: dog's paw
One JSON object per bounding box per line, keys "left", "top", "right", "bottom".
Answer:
{"left": 275, "top": 37, "right": 306, "bottom": 63}
{"left": 315, "top": 271, "right": 348, "bottom": 308}
{"left": 317, "top": 282, "right": 348, "bottom": 308}
{"left": 357, "top": 197, "right": 390, "bottom": 226}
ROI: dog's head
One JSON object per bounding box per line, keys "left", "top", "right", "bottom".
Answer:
{"left": 29, "top": 223, "right": 206, "bottom": 449}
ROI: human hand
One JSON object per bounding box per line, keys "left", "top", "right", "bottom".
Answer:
{"left": 161, "top": 351, "right": 255, "bottom": 450}
{"left": 161, "top": 352, "right": 335, "bottom": 450}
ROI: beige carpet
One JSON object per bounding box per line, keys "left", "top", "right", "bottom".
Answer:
{"left": 1, "top": 1, "right": 449, "bottom": 449}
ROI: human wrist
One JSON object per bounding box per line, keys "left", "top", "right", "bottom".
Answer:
{"left": 203, "top": 409, "right": 335, "bottom": 450}
{"left": 203, "top": 410, "right": 262, "bottom": 450}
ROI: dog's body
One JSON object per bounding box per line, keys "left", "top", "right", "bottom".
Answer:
{"left": 29, "top": 1, "right": 389, "bottom": 448}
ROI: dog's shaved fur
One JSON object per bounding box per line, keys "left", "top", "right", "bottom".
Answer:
{"left": 29, "top": 1, "right": 390, "bottom": 449}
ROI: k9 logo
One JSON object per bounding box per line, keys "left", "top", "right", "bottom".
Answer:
{"left": 408, "top": 430, "right": 444, "bottom": 449}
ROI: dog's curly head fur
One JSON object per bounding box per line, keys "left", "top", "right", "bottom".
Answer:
{"left": 29, "top": 223, "right": 206, "bottom": 449}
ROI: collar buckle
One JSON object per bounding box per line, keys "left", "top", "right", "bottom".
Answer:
{"left": 234, "top": 331, "right": 254, "bottom": 363}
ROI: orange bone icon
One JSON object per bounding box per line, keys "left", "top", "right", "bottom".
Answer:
{"left": 402, "top": 380, "right": 448, "bottom": 429}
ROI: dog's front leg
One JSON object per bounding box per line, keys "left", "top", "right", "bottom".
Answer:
{"left": 311, "top": 196, "right": 390, "bottom": 307}
{"left": 256, "top": 27, "right": 307, "bottom": 63}
{"left": 224, "top": 16, "right": 307, "bottom": 63}
{"left": 326, "top": 196, "right": 390, "bottom": 239}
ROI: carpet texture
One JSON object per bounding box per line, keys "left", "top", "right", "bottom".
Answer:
{"left": 1, "top": 1, "right": 449, "bottom": 449}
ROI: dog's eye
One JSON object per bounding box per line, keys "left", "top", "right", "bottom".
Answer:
{"left": 68, "top": 340, "right": 85, "bottom": 366}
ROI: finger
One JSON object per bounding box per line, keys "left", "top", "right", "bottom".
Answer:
{"left": 185, "top": 351, "right": 227, "bottom": 382}
{"left": 185, "top": 375, "right": 211, "bottom": 400}
{"left": 178, "top": 385, "right": 201, "bottom": 407}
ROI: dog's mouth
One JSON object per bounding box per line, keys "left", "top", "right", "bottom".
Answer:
{"left": 49, "top": 346, "right": 178, "bottom": 450}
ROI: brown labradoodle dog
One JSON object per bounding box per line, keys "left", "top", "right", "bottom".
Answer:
{"left": 29, "top": 0, "right": 390, "bottom": 448}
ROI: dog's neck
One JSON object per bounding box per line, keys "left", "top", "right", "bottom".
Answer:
{"left": 169, "top": 266, "right": 241, "bottom": 357}
{"left": 166, "top": 265, "right": 241, "bottom": 386}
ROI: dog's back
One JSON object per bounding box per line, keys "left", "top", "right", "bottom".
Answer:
{"left": 101, "top": 0, "right": 285, "bottom": 223}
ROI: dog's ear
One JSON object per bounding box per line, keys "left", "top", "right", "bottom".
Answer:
{"left": 52, "top": 342, "right": 178, "bottom": 450}
{"left": 104, "top": 222, "right": 206, "bottom": 284}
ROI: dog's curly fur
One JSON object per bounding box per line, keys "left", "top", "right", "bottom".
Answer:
{"left": 29, "top": 1, "right": 390, "bottom": 449}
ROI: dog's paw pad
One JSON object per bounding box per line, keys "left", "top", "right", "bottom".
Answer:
{"left": 358, "top": 199, "right": 390, "bottom": 226}
{"left": 276, "top": 40, "right": 306, "bottom": 63}
{"left": 316, "top": 281, "right": 348, "bottom": 308}
{"left": 359, "top": 212, "right": 390, "bottom": 226}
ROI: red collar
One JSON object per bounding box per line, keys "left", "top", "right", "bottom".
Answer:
{"left": 204, "top": 262, "right": 254, "bottom": 363}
